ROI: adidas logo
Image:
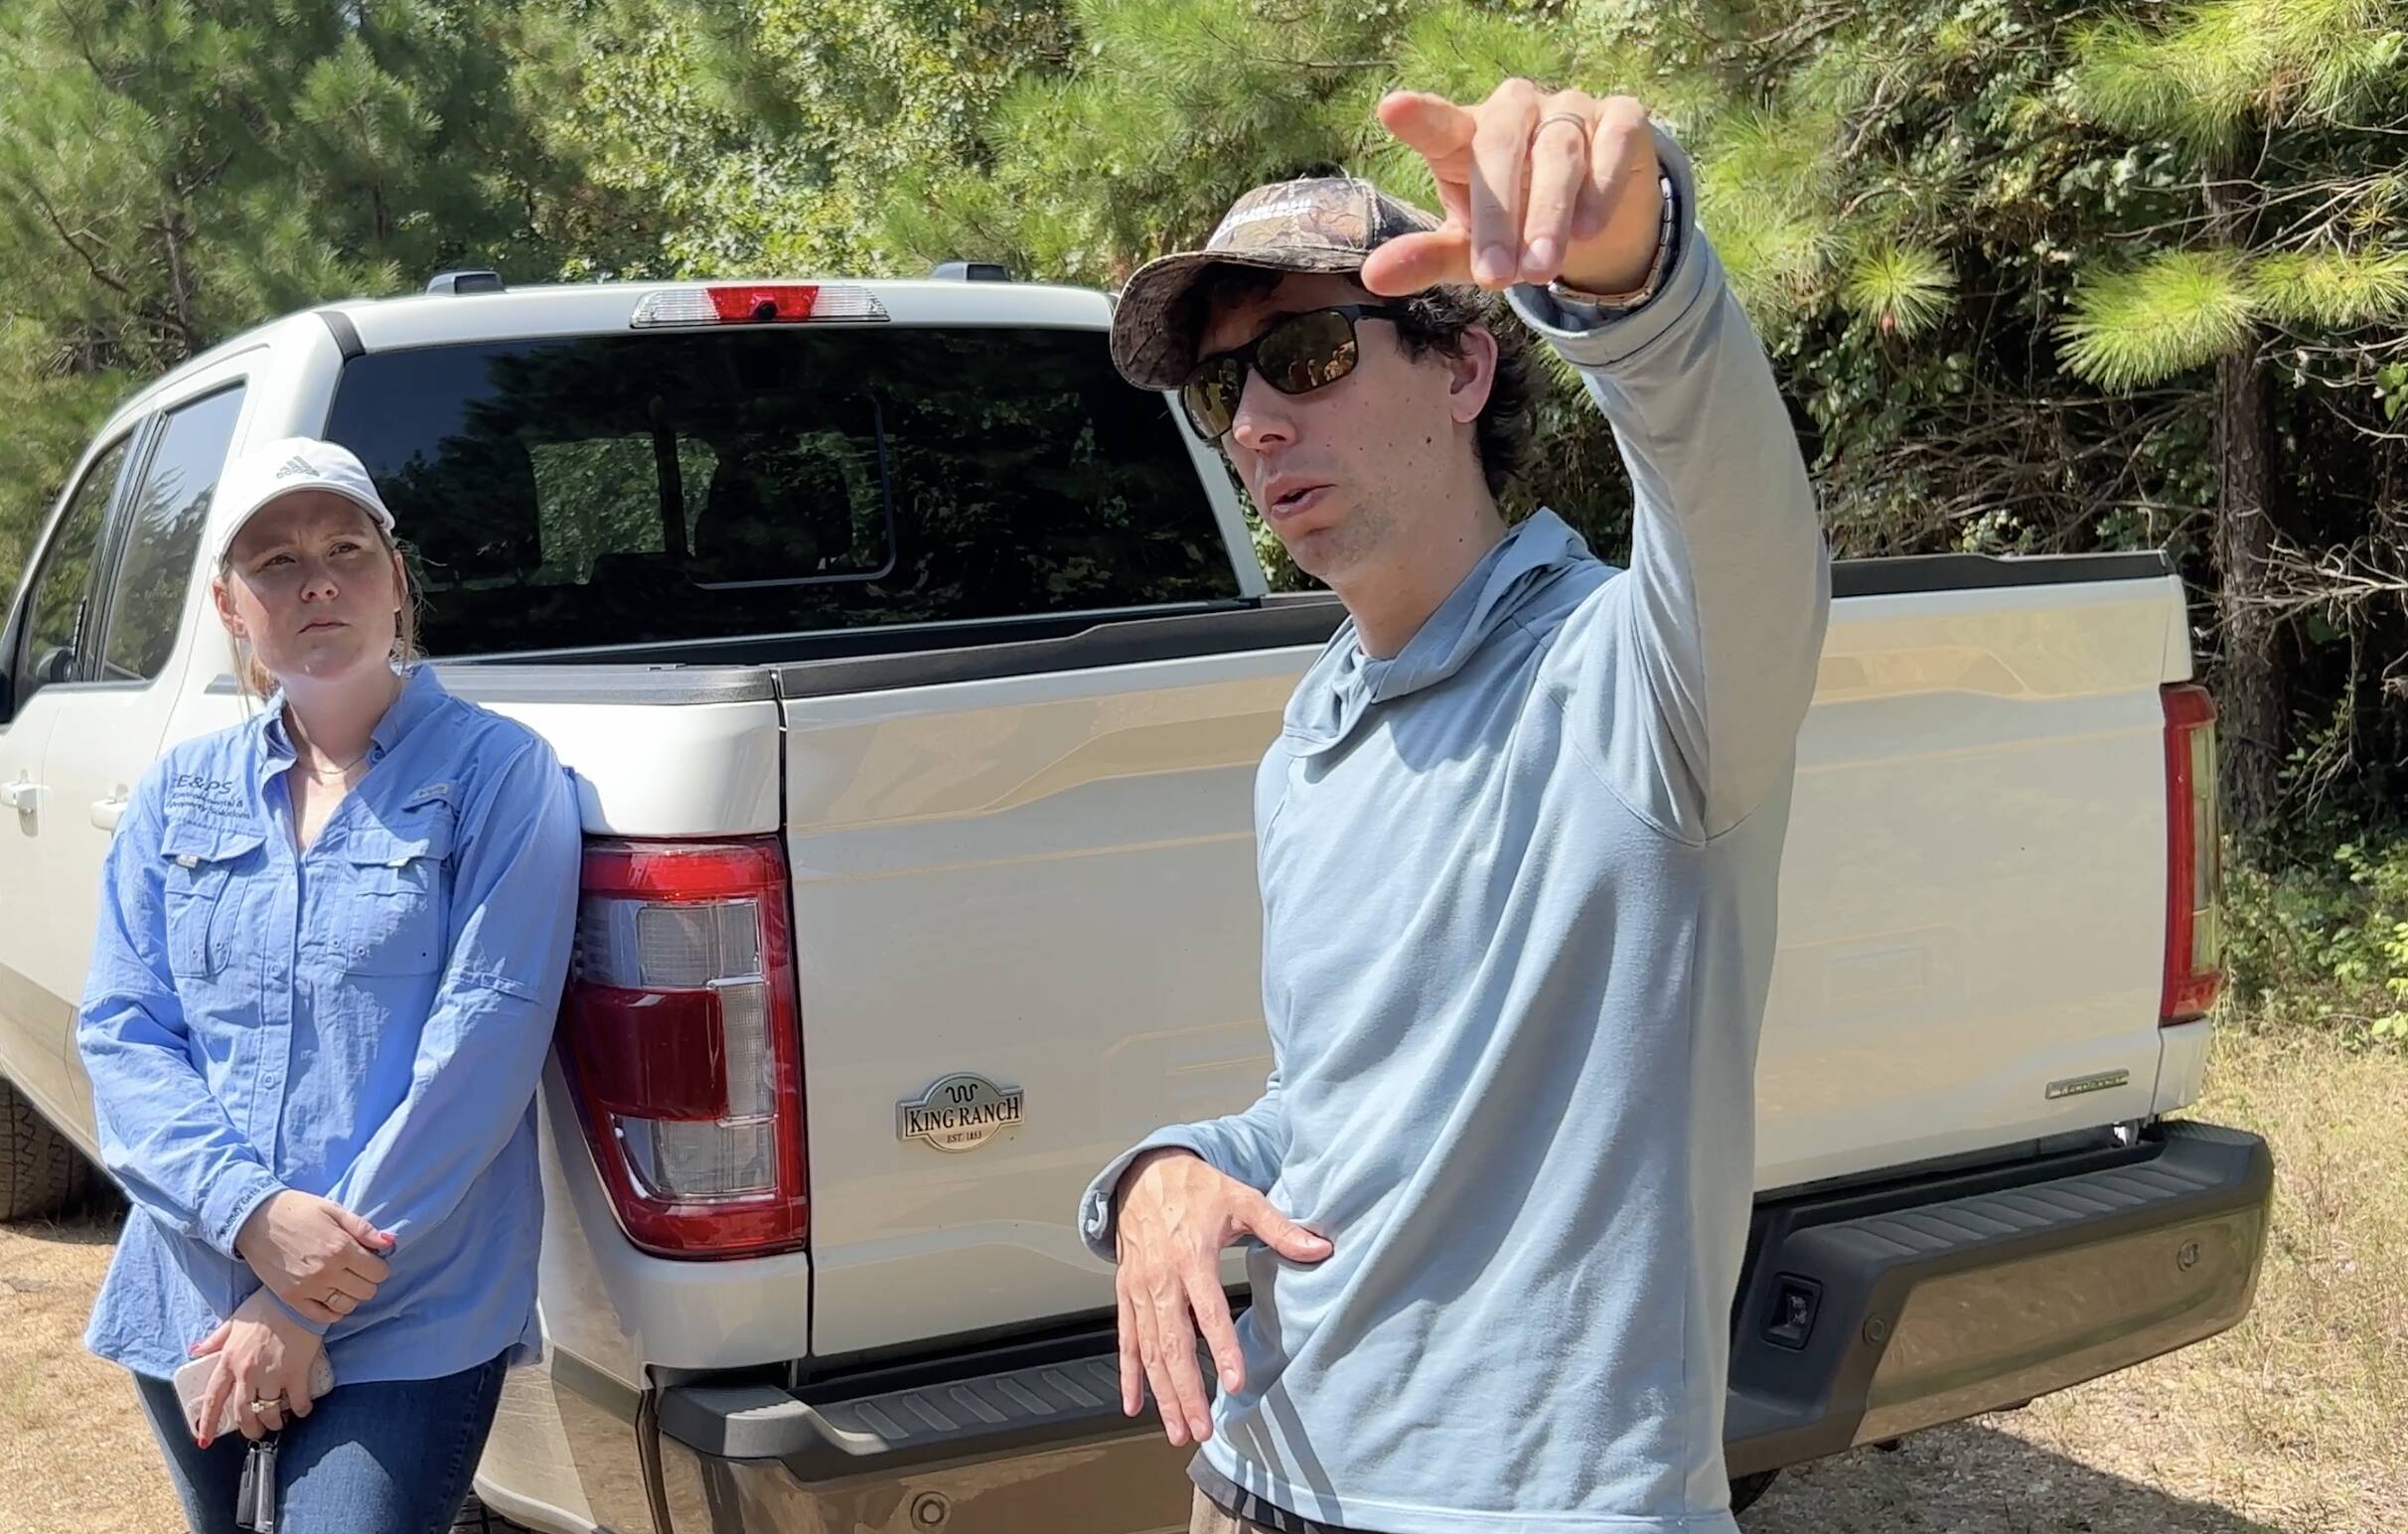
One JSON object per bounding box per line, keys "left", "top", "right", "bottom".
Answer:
{"left": 274, "top": 455, "right": 318, "bottom": 479}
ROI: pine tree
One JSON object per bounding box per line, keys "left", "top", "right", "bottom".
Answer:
{"left": 2061, "top": 0, "right": 2408, "bottom": 833}
{"left": 0, "top": 0, "right": 635, "bottom": 582}
{"left": 1628, "top": 0, "right": 2407, "bottom": 832}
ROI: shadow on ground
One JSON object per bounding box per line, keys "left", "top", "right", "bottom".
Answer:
{"left": 1741, "top": 1420, "right": 2286, "bottom": 1534}
{"left": 5, "top": 1198, "right": 120, "bottom": 1251}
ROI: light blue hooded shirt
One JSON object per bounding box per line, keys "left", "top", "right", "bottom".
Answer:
{"left": 1080, "top": 130, "right": 1832, "bottom": 1534}
{"left": 78, "top": 665, "right": 583, "bottom": 1383}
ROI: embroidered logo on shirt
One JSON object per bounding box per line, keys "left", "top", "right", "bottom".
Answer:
{"left": 164, "top": 776, "right": 250, "bottom": 828}
{"left": 168, "top": 774, "right": 239, "bottom": 802}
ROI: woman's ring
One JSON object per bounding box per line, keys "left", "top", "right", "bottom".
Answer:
{"left": 248, "top": 1397, "right": 282, "bottom": 1413}
{"left": 1537, "top": 111, "right": 1589, "bottom": 137}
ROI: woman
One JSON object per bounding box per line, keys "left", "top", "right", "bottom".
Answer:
{"left": 76, "top": 436, "right": 584, "bottom": 1533}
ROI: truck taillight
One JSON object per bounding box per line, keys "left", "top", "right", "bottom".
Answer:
{"left": 558, "top": 838, "right": 809, "bottom": 1258}
{"left": 2162, "top": 685, "right": 2224, "bottom": 1024}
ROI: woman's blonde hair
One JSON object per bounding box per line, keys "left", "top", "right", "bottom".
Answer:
{"left": 221, "top": 510, "right": 423, "bottom": 701}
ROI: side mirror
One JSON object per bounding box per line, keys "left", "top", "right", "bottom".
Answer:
{"left": 32, "top": 647, "right": 74, "bottom": 688}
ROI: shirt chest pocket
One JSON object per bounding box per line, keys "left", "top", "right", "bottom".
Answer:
{"left": 160, "top": 825, "right": 268, "bottom": 981}
{"left": 337, "top": 809, "right": 457, "bottom": 977}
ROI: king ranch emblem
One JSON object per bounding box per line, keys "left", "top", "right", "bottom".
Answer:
{"left": 898, "top": 1073, "right": 1026, "bottom": 1152}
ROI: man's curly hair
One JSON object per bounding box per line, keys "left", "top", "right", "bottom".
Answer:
{"left": 1177, "top": 264, "right": 1538, "bottom": 501}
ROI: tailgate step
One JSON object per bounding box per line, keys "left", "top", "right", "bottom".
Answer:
{"left": 661, "top": 1349, "right": 1196, "bottom": 1483}
{"left": 823, "top": 1357, "right": 1121, "bottom": 1442}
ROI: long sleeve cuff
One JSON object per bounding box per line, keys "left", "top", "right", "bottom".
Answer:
{"left": 202, "top": 1163, "right": 286, "bottom": 1262}
{"left": 1506, "top": 123, "right": 1715, "bottom": 371}
{"left": 1076, "top": 1131, "right": 1214, "bottom": 1264}
{"left": 262, "top": 1288, "right": 334, "bottom": 1336}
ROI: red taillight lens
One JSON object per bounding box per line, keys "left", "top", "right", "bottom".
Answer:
{"left": 566, "top": 987, "right": 728, "bottom": 1120}
{"left": 708, "top": 284, "right": 822, "bottom": 323}
{"left": 2162, "top": 685, "right": 2224, "bottom": 1023}
{"left": 558, "top": 837, "right": 809, "bottom": 1258}
{"left": 627, "top": 283, "right": 890, "bottom": 328}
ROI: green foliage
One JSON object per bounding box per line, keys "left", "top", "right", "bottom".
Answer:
{"left": 2225, "top": 831, "right": 2408, "bottom": 1051}
{"left": 2380, "top": 361, "right": 2408, "bottom": 422}
{"left": 2060, "top": 250, "right": 2257, "bottom": 389}
{"left": 879, "top": 0, "right": 1515, "bottom": 286}
{"left": 536, "top": 0, "right": 1068, "bottom": 278}
{"left": 1698, "top": 105, "right": 1843, "bottom": 316}
{"left": 0, "top": 320, "right": 131, "bottom": 588}
{"left": 2066, "top": 0, "right": 2405, "bottom": 153}
{"left": 1840, "top": 241, "right": 1955, "bottom": 339}
{"left": 0, "top": 0, "right": 641, "bottom": 594}
{"left": 2249, "top": 248, "right": 2408, "bottom": 331}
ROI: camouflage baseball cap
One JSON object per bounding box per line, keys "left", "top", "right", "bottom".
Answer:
{"left": 1110, "top": 176, "right": 1442, "bottom": 390}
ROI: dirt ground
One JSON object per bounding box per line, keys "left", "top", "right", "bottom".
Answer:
{"left": 0, "top": 1207, "right": 520, "bottom": 1534}
{"left": 4, "top": 1026, "right": 2400, "bottom": 1534}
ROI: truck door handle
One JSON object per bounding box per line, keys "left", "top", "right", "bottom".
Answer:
{"left": 1, "top": 781, "right": 39, "bottom": 813}
{"left": 90, "top": 795, "right": 127, "bottom": 832}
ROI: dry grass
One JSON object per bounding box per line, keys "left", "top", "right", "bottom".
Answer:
{"left": 3, "top": 1026, "right": 2398, "bottom": 1534}
{"left": 0, "top": 1193, "right": 181, "bottom": 1534}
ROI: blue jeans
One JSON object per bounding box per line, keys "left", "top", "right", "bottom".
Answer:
{"left": 134, "top": 1353, "right": 509, "bottom": 1534}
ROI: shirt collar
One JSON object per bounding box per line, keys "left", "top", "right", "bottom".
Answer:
{"left": 256, "top": 695, "right": 293, "bottom": 772}
{"left": 251, "top": 665, "right": 445, "bottom": 789}
{"left": 370, "top": 665, "right": 447, "bottom": 760}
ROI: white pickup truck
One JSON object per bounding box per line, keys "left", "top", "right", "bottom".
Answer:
{"left": 0, "top": 270, "right": 2272, "bottom": 1534}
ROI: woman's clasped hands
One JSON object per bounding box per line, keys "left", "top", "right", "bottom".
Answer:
{"left": 185, "top": 1191, "right": 395, "bottom": 1445}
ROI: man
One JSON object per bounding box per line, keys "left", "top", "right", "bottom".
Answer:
{"left": 1078, "top": 78, "right": 1833, "bottom": 1534}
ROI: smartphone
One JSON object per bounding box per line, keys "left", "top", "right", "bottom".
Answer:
{"left": 171, "top": 1349, "right": 337, "bottom": 1440}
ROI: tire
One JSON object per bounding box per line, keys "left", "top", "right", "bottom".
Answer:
{"left": 0, "top": 1075, "right": 95, "bottom": 1221}
{"left": 1730, "top": 1469, "right": 1779, "bottom": 1516}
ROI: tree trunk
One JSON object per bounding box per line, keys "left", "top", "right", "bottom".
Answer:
{"left": 2205, "top": 159, "right": 2284, "bottom": 838}
{"left": 2212, "top": 342, "right": 2282, "bottom": 834}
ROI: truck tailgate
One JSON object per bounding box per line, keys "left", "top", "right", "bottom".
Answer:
{"left": 789, "top": 564, "right": 2192, "bottom": 1357}
{"left": 784, "top": 626, "right": 1307, "bottom": 1357}
{"left": 1757, "top": 569, "right": 2191, "bottom": 1188}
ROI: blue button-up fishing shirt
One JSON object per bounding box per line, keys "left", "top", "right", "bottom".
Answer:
{"left": 77, "top": 665, "right": 583, "bottom": 1382}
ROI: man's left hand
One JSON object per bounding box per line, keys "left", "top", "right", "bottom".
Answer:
{"left": 1363, "top": 79, "right": 1661, "bottom": 297}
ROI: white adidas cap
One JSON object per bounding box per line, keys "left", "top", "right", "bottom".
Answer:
{"left": 211, "top": 436, "right": 396, "bottom": 570}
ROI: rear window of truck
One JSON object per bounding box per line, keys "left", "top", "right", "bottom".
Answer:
{"left": 321, "top": 326, "right": 1239, "bottom": 657}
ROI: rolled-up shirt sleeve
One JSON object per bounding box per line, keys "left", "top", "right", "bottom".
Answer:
{"left": 324, "top": 740, "right": 583, "bottom": 1243}
{"left": 77, "top": 772, "right": 287, "bottom": 1258}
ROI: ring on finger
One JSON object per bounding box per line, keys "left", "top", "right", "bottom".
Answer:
{"left": 1536, "top": 111, "right": 1589, "bottom": 138}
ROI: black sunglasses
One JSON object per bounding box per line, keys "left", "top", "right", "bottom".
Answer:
{"left": 1179, "top": 304, "right": 1414, "bottom": 443}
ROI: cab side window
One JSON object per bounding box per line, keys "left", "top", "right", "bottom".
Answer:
{"left": 13, "top": 436, "right": 131, "bottom": 708}
{"left": 97, "top": 386, "right": 246, "bottom": 684}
